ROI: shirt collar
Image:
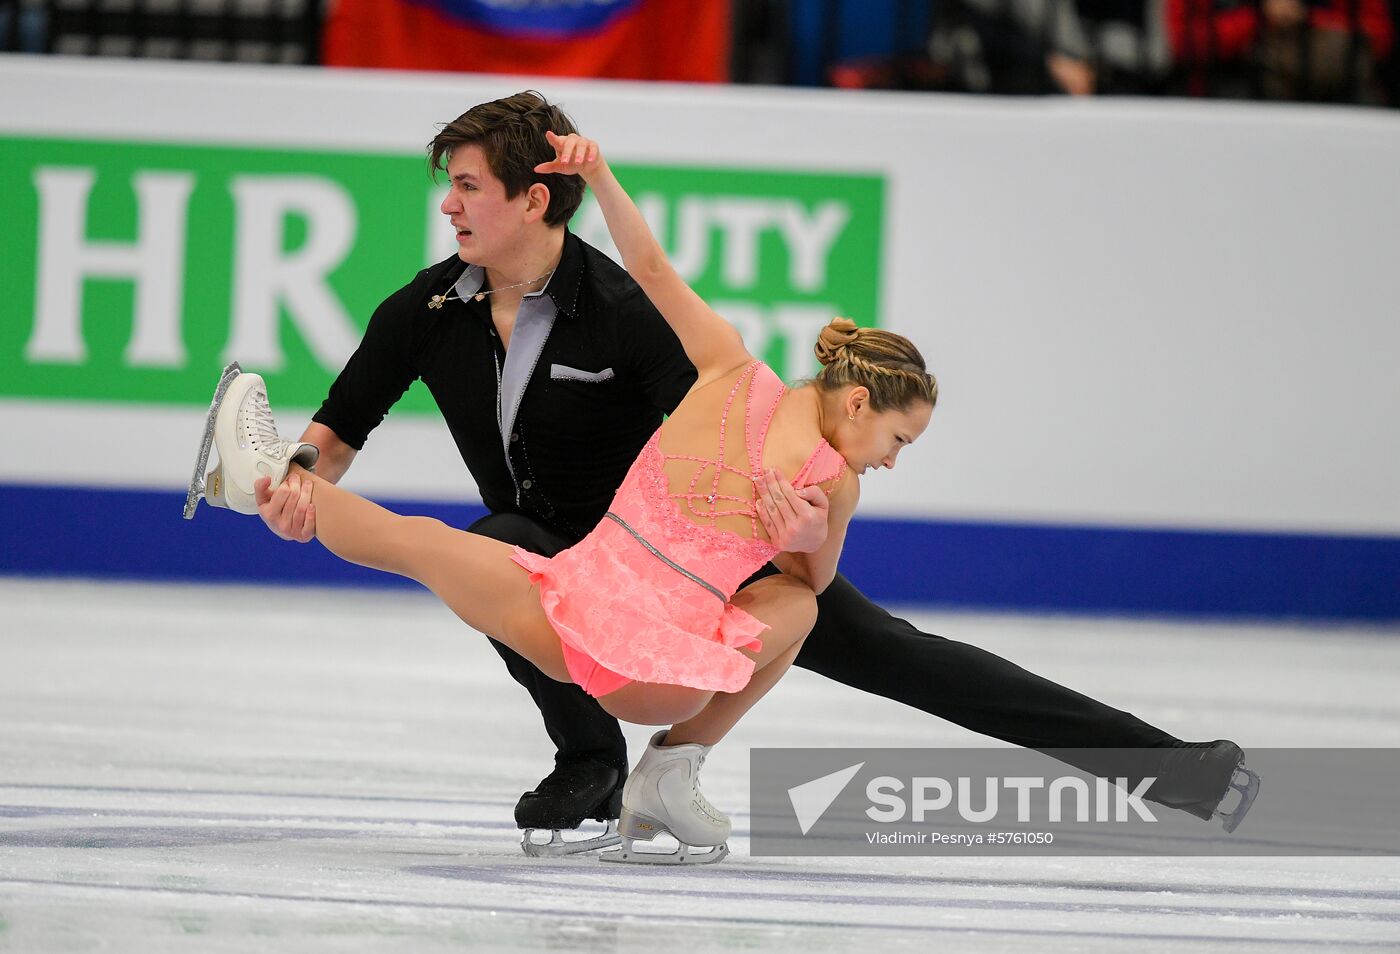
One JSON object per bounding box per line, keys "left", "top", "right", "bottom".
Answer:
{"left": 545, "top": 231, "right": 585, "bottom": 320}
{"left": 449, "top": 230, "right": 584, "bottom": 318}
{"left": 451, "top": 262, "right": 485, "bottom": 301}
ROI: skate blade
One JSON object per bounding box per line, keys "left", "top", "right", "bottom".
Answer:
{"left": 1218, "top": 766, "right": 1261, "bottom": 834}
{"left": 520, "top": 819, "right": 621, "bottom": 858}
{"left": 599, "top": 834, "right": 729, "bottom": 866}
{"left": 183, "top": 362, "right": 242, "bottom": 520}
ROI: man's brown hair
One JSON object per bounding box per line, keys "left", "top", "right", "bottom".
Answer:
{"left": 428, "top": 90, "right": 584, "bottom": 228}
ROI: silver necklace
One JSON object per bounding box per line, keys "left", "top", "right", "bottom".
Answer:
{"left": 428, "top": 268, "right": 556, "bottom": 310}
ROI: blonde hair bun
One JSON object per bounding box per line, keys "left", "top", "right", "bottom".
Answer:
{"left": 810, "top": 316, "right": 938, "bottom": 411}
{"left": 814, "top": 317, "right": 861, "bottom": 367}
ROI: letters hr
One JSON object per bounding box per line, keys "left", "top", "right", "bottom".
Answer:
{"left": 28, "top": 168, "right": 853, "bottom": 371}
{"left": 26, "top": 168, "right": 360, "bottom": 371}
{"left": 865, "top": 776, "right": 1160, "bottom": 823}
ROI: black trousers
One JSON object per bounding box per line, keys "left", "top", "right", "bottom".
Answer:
{"left": 468, "top": 512, "right": 1180, "bottom": 781}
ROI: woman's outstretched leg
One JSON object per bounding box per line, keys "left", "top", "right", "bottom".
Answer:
{"left": 283, "top": 467, "right": 571, "bottom": 684}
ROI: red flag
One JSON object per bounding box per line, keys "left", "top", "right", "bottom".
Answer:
{"left": 324, "top": 0, "right": 731, "bottom": 83}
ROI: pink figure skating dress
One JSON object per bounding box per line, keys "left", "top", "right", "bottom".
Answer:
{"left": 510, "top": 361, "right": 847, "bottom": 697}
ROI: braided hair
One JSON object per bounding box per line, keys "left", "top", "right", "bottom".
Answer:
{"left": 813, "top": 318, "right": 937, "bottom": 411}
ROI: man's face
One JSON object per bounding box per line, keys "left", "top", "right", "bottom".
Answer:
{"left": 439, "top": 145, "right": 530, "bottom": 266}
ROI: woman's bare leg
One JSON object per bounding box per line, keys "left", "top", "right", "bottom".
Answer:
{"left": 663, "top": 641, "right": 805, "bottom": 747}
{"left": 288, "top": 468, "right": 571, "bottom": 683}
{"left": 663, "top": 573, "right": 816, "bottom": 747}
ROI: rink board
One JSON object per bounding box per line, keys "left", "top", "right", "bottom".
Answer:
{"left": 3, "top": 483, "right": 1397, "bottom": 621}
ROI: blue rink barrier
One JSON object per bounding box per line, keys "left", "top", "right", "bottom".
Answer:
{"left": 1, "top": 483, "right": 1397, "bottom": 623}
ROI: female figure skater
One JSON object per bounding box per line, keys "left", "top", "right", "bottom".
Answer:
{"left": 189, "top": 131, "right": 937, "bottom": 864}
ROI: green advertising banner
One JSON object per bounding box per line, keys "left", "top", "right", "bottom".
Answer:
{"left": 0, "top": 135, "right": 884, "bottom": 412}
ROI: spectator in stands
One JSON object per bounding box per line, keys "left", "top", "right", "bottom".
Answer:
{"left": 1167, "top": 0, "right": 1395, "bottom": 101}
{"left": 0, "top": 2, "right": 47, "bottom": 53}
{"left": 929, "top": 0, "right": 1171, "bottom": 96}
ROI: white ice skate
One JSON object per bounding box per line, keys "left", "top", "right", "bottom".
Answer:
{"left": 600, "top": 730, "right": 730, "bottom": 866}
{"left": 183, "top": 363, "right": 319, "bottom": 519}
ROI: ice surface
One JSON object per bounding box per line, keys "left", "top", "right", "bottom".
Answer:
{"left": 1, "top": 578, "right": 1397, "bottom": 953}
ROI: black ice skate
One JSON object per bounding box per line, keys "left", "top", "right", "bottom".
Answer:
{"left": 516, "top": 757, "right": 624, "bottom": 857}
{"left": 1153, "top": 740, "right": 1261, "bottom": 833}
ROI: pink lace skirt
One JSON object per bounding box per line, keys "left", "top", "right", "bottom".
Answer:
{"left": 510, "top": 517, "right": 767, "bottom": 698}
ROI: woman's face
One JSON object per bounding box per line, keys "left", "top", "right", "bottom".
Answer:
{"left": 833, "top": 392, "right": 933, "bottom": 476}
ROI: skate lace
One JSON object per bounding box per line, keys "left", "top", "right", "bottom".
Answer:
{"left": 690, "top": 753, "right": 723, "bottom": 822}
{"left": 244, "top": 387, "right": 289, "bottom": 459}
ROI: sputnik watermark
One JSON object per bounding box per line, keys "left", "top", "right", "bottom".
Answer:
{"left": 864, "top": 774, "right": 1158, "bottom": 824}
{"left": 787, "top": 763, "right": 1156, "bottom": 835}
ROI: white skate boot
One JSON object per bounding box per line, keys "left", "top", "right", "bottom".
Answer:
{"left": 600, "top": 731, "right": 730, "bottom": 865}
{"left": 183, "top": 363, "right": 319, "bottom": 519}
